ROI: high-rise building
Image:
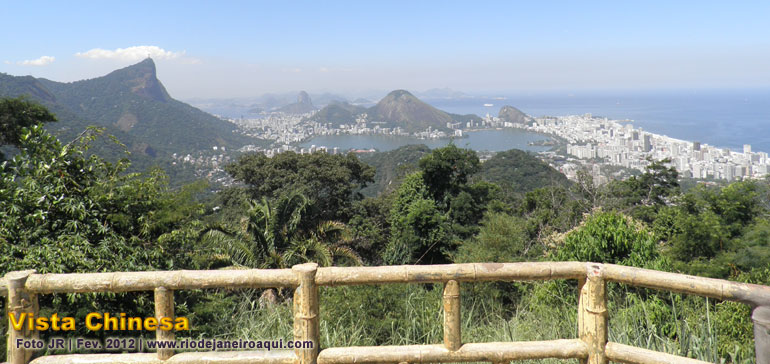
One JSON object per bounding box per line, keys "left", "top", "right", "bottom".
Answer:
{"left": 744, "top": 144, "right": 752, "bottom": 154}
{"left": 693, "top": 141, "right": 701, "bottom": 151}
{"left": 643, "top": 134, "right": 652, "bottom": 152}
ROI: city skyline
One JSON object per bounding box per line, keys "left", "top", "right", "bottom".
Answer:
{"left": 2, "top": 1, "right": 770, "bottom": 99}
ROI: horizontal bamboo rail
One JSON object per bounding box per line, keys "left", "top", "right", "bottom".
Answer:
{"left": 14, "top": 269, "right": 298, "bottom": 294}
{"left": 601, "top": 264, "right": 770, "bottom": 306}
{"left": 2, "top": 262, "right": 769, "bottom": 303}
{"left": 315, "top": 262, "right": 587, "bottom": 285}
{"left": 605, "top": 342, "right": 711, "bottom": 364}
{"left": 28, "top": 350, "right": 297, "bottom": 364}
{"left": 4, "top": 262, "right": 769, "bottom": 364}
{"left": 316, "top": 340, "right": 588, "bottom": 363}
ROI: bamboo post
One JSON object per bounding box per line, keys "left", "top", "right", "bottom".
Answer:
{"left": 293, "top": 263, "right": 319, "bottom": 364}
{"left": 154, "top": 287, "right": 175, "bottom": 360}
{"left": 443, "top": 280, "right": 461, "bottom": 351}
{"left": 578, "top": 264, "right": 607, "bottom": 364}
{"left": 5, "top": 270, "right": 37, "bottom": 364}
{"left": 753, "top": 305, "right": 770, "bottom": 364}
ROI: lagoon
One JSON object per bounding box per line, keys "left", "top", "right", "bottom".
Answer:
{"left": 298, "top": 129, "right": 551, "bottom": 153}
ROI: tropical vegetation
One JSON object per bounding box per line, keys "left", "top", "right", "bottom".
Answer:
{"left": 1, "top": 98, "right": 768, "bottom": 362}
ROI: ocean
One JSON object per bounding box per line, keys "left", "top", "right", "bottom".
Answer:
{"left": 426, "top": 89, "right": 770, "bottom": 153}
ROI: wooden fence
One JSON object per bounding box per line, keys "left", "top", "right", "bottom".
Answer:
{"left": 3, "top": 262, "right": 770, "bottom": 364}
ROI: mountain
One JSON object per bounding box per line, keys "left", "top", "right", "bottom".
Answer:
{"left": 0, "top": 58, "right": 259, "bottom": 165}
{"left": 351, "top": 98, "right": 374, "bottom": 105}
{"left": 309, "top": 90, "right": 481, "bottom": 133}
{"left": 357, "top": 145, "right": 569, "bottom": 197}
{"left": 357, "top": 144, "right": 432, "bottom": 196}
{"left": 498, "top": 105, "right": 534, "bottom": 125}
{"left": 479, "top": 149, "right": 571, "bottom": 192}
{"left": 311, "top": 93, "right": 348, "bottom": 106}
{"left": 277, "top": 91, "right": 316, "bottom": 114}
{"left": 307, "top": 101, "right": 367, "bottom": 127}
{"left": 367, "top": 90, "right": 456, "bottom": 132}
{"left": 0, "top": 74, "right": 56, "bottom": 103}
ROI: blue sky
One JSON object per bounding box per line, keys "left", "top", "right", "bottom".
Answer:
{"left": 2, "top": 1, "right": 769, "bottom": 98}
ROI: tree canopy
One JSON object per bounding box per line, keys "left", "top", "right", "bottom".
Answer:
{"left": 224, "top": 151, "right": 375, "bottom": 224}
{"left": 0, "top": 97, "right": 56, "bottom": 159}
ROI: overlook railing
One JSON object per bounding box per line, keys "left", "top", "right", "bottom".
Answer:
{"left": 2, "top": 262, "right": 770, "bottom": 364}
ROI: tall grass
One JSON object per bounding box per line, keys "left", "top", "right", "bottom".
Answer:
{"left": 218, "top": 282, "right": 753, "bottom": 363}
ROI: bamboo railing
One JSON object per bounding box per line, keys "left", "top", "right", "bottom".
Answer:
{"left": 3, "top": 262, "right": 770, "bottom": 364}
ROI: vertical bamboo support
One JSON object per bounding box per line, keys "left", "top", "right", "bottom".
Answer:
{"left": 443, "top": 280, "right": 461, "bottom": 351}
{"left": 578, "top": 265, "right": 608, "bottom": 364}
{"left": 154, "top": 287, "right": 175, "bottom": 360}
{"left": 753, "top": 305, "right": 770, "bottom": 364}
{"left": 5, "top": 270, "right": 37, "bottom": 364}
{"left": 293, "top": 263, "right": 319, "bottom": 364}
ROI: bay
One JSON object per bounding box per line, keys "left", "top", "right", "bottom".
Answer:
{"left": 426, "top": 88, "right": 770, "bottom": 153}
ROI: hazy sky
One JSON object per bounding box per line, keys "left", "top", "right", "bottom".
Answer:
{"left": 2, "top": 0, "right": 769, "bottom": 99}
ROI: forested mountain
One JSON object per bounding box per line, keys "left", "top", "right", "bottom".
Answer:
{"left": 358, "top": 145, "right": 432, "bottom": 196}
{"left": 479, "top": 149, "right": 571, "bottom": 192}
{"left": 498, "top": 105, "right": 534, "bottom": 125}
{"left": 356, "top": 145, "right": 568, "bottom": 197}
{"left": 311, "top": 90, "right": 481, "bottom": 132}
{"left": 0, "top": 58, "right": 260, "bottom": 164}
{"left": 307, "top": 101, "right": 368, "bottom": 127}
{"left": 368, "top": 90, "right": 455, "bottom": 132}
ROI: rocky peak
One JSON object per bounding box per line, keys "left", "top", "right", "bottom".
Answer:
{"left": 109, "top": 58, "right": 170, "bottom": 103}
{"left": 384, "top": 89, "right": 416, "bottom": 100}
{"left": 297, "top": 91, "right": 312, "bottom": 105}
{"left": 498, "top": 105, "right": 532, "bottom": 124}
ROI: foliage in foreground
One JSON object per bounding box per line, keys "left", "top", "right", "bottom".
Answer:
{"left": 1, "top": 99, "right": 768, "bottom": 363}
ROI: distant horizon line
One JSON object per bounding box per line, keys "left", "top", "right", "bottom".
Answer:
{"left": 180, "top": 86, "right": 770, "bottom": 102}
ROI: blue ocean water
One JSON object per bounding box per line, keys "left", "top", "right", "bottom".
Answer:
{"left": 427, "top": 89, "right": 770, "bottom": 153}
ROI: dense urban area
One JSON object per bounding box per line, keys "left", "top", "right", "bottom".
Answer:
{"left": 172, "top": 109, "right": 770, "bottom": 187}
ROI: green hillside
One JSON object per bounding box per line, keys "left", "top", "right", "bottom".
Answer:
{"left": 308, "top": 101, "right": 367, "bottom": 127}
{"left": 0, "top": 59, "right": 263, "bottom": 165}
{"left": 311, "top": 90, "right": 481, "bottom": 133}
{"left": 498, "top": 105, "right": 534, "bottom": 125}
{"left": 358, "top": 144, "right": 432, "bottom": 196}
{"left": 479, "top": 149, "right": 571, "bottom": 192}
{"left": 367, "top": 90, "right": 454, "bottom": 132}
{"left": 357, "top": 145, "right": 567, "bottom": 197}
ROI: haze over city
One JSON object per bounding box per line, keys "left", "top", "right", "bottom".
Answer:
{"left": 2, "top": 0, "right": 770, "bottom": 99}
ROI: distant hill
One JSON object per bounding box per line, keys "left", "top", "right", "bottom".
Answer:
{"left": 357, "top": 144, "right": 432, "bottom": 196}
{"left": 277, "top": 91, "right": 316, "bottom": 114}
{"left": 0, "top": 58, "right": 261, "bottom": 167}
{"left": 312, "top": 92, "right": 348, "bottom": 106}
{"left": 311, "top": 90, "right": 481, "bottom": 133}
{"left": 498, "top": 105, "right": 534, "bottom": 125}
{"left": 478, "top": 149, "right": 571, "bottom": 192}
{"left": 358, "top": 145, "right": 568, "bottom": 197}
{"left": 368, "top": 90, "right": 455, "bottom": 132}
{"left": 307, "top": 101, "right": 367, "bottom": 127}
{"left": 187, "top": 92, "right": 348, "bottom": 118}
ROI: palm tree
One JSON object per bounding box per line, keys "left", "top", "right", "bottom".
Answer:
{"left": 282, "top": 220, "right": 363, "bottom": 267}
{"left": 200, "top": 192, "right": 361, "bottom": 269}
